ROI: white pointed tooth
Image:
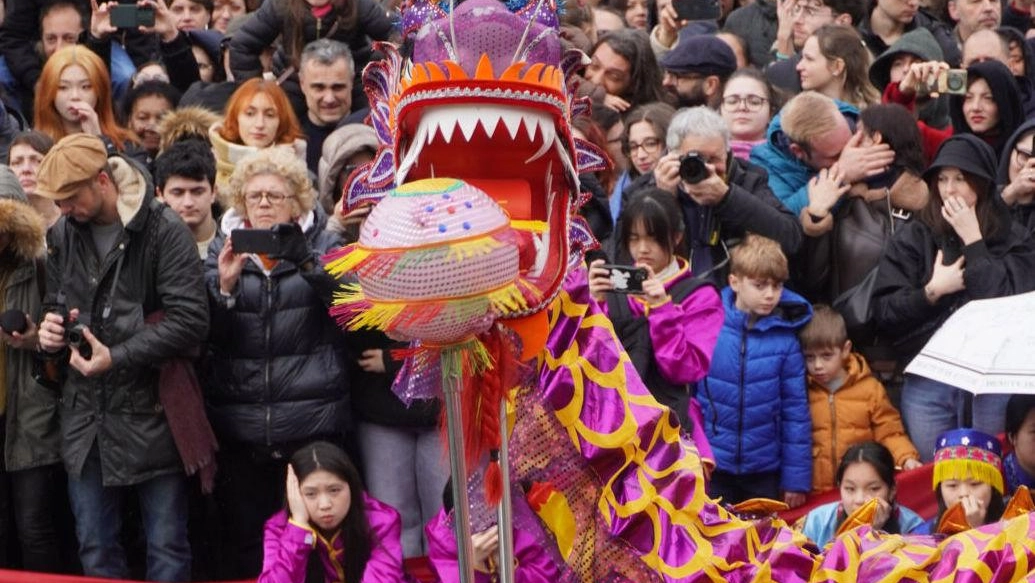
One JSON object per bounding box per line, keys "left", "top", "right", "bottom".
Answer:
{"left": 481, "top": 109, "right": 503, "bottom": 139}
{"left": 457, "top": 114, "right": 480, "bottom": 142}
{"left": 522, "top": 114, "right": 539, "bottom": 142}
{"left": 555, "top": 137, "right": 577, "bottom": 185}
{"left": 397, "top": 123, "right": 427, "bottom": 185}
{"left": 501, "top": 110, "right": 523, "bottom": 140}
{"left": 525, "top": 117, "right": 555, "bottom": 163}
{"left": 421, "top": 109, "right": 455, "bottom": 144}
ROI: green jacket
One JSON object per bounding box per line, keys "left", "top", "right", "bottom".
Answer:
{"left": 1, "top": 197, "right": 60, "bottom": 472}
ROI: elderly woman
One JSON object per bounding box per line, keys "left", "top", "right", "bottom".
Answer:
{"left": 203, "top": 147, "right": 350, "bottom": 580}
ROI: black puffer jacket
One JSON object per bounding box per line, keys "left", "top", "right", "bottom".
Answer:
{"left": 228, "top": 0, "right": 394, "bottom": 82}
{"left": 44, "top": 156, "right": 209, "bottom": 485}
{"left": 204, "top": 207, "right": 350, "bottom": 449}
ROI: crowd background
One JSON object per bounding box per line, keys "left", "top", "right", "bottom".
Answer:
{"left": 0, "top": 0, "right": 1034, "bottom": 578}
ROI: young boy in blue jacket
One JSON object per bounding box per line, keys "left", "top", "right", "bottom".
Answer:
{"left": 700, "top": 234, "right": 813, "bottom": 509}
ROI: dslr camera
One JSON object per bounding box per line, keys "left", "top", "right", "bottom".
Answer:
{"left": 679, "top": 152, "right": 710, "bottom": 184}
{"left": 57, "top": 307, "right": 92, "bottom": 359}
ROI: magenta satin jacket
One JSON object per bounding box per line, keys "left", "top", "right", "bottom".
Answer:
{"left": 424, "top": 508, "right": 560, "bottom": 583}
{"left": 258, "top": 493, "right": 410, "bottom": 583}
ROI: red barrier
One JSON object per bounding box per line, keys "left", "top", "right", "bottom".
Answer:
{"left": 777, "top": 462, "right": 937, "bottom": 524}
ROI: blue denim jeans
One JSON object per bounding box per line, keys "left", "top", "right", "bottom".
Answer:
{"left": 67, "top": 446, "right": 190, "bottom": 582}
{"left": 357, "top": 421, "right": 449, "bottom": 557}
{"left": 901, "top": 374, "right": 1012, "bottom": 462}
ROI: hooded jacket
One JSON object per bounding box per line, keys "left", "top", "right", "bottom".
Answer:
{"left": 44, "top": 156, "right": 209, "bottom": 485}
{"left": 949, "top": 60, "right": 1023, "bottom": 161}
{"left": 317, "top": 123, "right": 378, "bottom": 214}
{"left": 203, "top": 206, "right": 351, "bottom": 449}
{"left": 699, "top": 286, "right": 813, "bottom": 493}
{"left": 872, "top": 135, "right": 1035, "bottom": 359}
{"left": 868, "top": 27, "right": 951, "bottom": 130}
{"left": 808, "top": 352, "right": 919, "bottom": 493}
{"left": 0, "top": 187, "right": 59, "bottom": 472}
{"left": 995, "top": 117, "right": 1035, "bottom": 232}
{"left": 750, "top": 100, "right": 860, "bottom": 216}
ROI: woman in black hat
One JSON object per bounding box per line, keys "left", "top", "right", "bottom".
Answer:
{"left": 872, "top": 134, "right": 1035, "bottom": 462}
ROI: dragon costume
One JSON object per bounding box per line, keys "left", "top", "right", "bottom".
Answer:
{"left": 326, "top": 0, "right": 1035, "bottom": 580}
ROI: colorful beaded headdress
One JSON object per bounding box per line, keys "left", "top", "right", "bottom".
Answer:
{"left": 933, "top": 428, "right": 1005, "bottom": 495}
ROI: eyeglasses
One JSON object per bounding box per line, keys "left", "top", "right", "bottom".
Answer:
{"left": 721, "top": 94, "right": 769, "bottom": 112}
{"left": 244, "top": 190, "right": 294, "bottom": 205}
{"left": 1016, "top": 147, "right": 1033, "bottom": 166}
{"left": 624, "top": 137, "right": 663, "bottom": 155}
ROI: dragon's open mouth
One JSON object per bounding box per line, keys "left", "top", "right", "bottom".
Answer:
{"left": 395, "top": 101, "right": 578, "bottom": 315}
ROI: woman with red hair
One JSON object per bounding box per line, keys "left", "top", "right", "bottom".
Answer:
{"left": 209, "top": 78, "right": 306, "bottom": 196}
{"left": 33, "top": 45, "right": 137, "bottom": 153}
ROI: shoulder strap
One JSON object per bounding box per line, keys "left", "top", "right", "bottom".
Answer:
{"left": 34, "top": 257, "right": 45, "bottom": 302}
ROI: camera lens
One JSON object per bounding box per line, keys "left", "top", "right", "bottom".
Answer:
{"left": 679, "top": 153, "right": 709, "bottom": 184}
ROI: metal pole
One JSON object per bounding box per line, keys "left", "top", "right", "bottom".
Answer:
{"left": 443, "top": 366, "right": 475, "bottom": 583}
{"left": 496, "top": 397, "right": 515, "bottom": 583}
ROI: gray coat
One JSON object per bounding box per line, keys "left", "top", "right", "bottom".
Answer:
{"left": 43, "top": 157, "right": 209, "bottom": 485}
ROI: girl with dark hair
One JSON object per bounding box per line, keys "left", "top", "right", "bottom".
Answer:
{"left": 928, "top": 429, "right": 1006, "bottom": 534}
{"left": 1004, "top": 394, "right": 1035, "bottom": 496}
{"left": 799, "top": 441, "right": 926, "bottom": 546}
{"left": 120, "top": 80, "right": 182, "bottom": 160}
{"left": 872, "top": 134, "right": 1035, "bottom": 461}
{"left": 615, "top": 102, "right": 675, "bottom": 222}
{"left": 585, "top": 29, "right": 667, "bottom": 113}
{"left": 259, "top": 441, "right": 407, "bottom": 583}
{"left": 721, "top": 68, "right": 781, "bottom": 161}
{"left": 949, "top": 60, "right": 1023, "bottom": 161}
{"left": 588, "top": 189, "right": 723, "bottom": 464}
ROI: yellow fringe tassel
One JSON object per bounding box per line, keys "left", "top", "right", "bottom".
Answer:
{"left": 326, "top": 246, "right": 372, "bottom": 278}
{"left": 933, "top": 459, "right": 1005, "bottom": 495}
{"left": 487, "top": 283, "right": 531, "bottom": 314}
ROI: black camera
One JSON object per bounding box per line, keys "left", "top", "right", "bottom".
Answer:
{"left": 64, "top": 321, "right": 92, "bottom": 359}
{"left": 679, "top": 152, "right": 710, "bottom": 184}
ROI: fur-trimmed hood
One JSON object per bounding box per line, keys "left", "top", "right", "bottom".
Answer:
{"left": 0, "top": 198, "right": 45, "bottom": 261}
{"left": 158, "top": 106, "right": 221, "bottom": 153}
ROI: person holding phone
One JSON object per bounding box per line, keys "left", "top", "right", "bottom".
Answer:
{"left": 872, "top": 134, "right": 1035, "bottom": 461}
{"left": 589, "top": 189, "right": 723, "bottom": 464}
{"left": 203, "top": 147, "right": 350, "bottom": 579}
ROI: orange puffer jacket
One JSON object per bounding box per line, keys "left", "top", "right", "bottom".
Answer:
{"left": 809, "top": 352, "right": 920, "bottom": 493}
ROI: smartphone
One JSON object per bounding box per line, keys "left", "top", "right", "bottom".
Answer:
{"left": 602, "top": 264, "right": 648, "bottom": 294}
{"left": 109, "top": 4, "right": 155, "bottom": 28}
{"left": 231, "top": 228, "right": 282, "bottom": 255}
{"left": 672, "top": 0, "right": 721, "bottom": 21}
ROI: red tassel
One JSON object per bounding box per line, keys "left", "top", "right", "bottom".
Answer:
{"left": 484, "top": 450, "right": 503, "bottom": 506}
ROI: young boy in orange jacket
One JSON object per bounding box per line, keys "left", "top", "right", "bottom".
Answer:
{"left": 800, "top": 305, "right": 922, "bottom": 493}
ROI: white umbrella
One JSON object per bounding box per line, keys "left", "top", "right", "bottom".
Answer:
{"left": 905, "top": 290, "right": 1035, "bottom": 394}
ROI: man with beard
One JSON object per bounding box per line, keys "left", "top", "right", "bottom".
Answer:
{"left": 660, "top": 34, "right": 737, "bottom": 109}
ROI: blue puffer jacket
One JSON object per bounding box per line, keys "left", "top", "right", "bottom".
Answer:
{"left": 749, "top": 100, "right": 859, "bottom": 216}
{"left": 700, "top": 286, "right": 813, "bottom": 493}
